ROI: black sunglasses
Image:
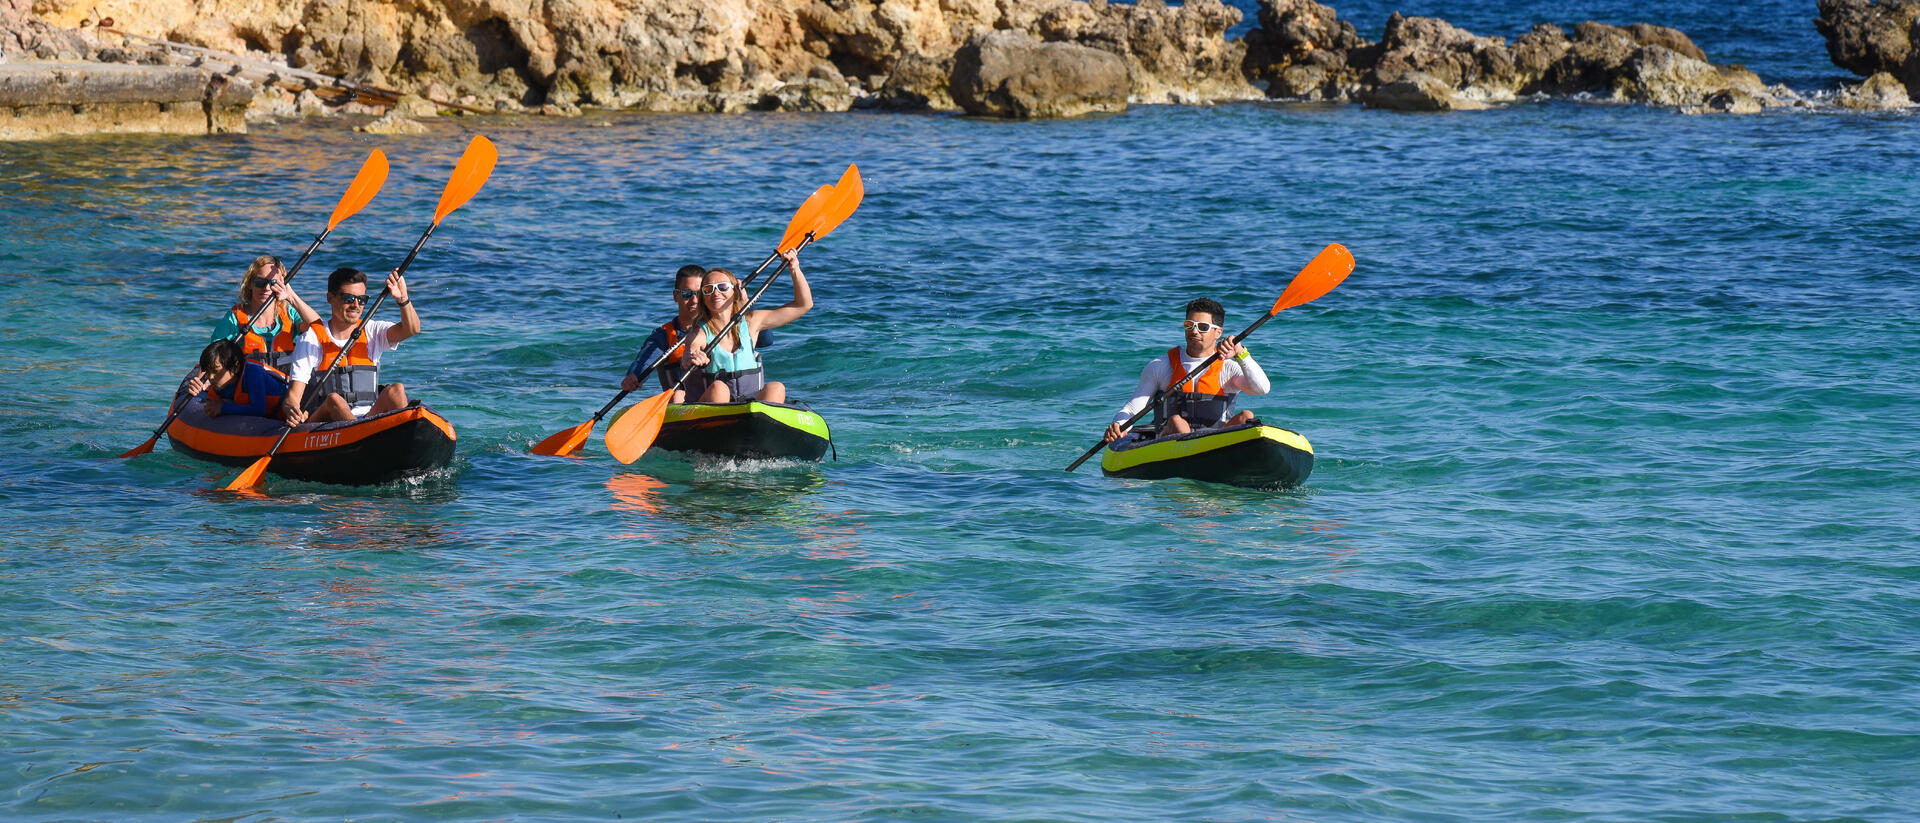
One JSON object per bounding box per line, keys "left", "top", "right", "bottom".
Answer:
{"left": 334, "top": 293, "right": 371, "bottom": 306}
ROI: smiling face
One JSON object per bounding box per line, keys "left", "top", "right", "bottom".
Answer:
{"left": 330, "top": 282, "right": 369, "bottom": 325}
{"left": 700, "top": 271, "right": 741, "bottom": 317}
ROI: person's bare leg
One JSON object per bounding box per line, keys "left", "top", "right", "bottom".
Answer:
{"left": 308, "top": 394, "right": 356, "bottom": 423}
{"left": 1227, "top": 410, "right": 1256, "bottom": 426}
{"left": 367, "top": 382, "right": 408, "bottom": 416}
{"left": 757, "top": 382, "right": 786, "bottom": 404}
{"left": 701, "top": 381, "right": 731, "bottom": 403}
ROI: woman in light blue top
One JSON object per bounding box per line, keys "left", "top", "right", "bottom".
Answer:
{"left": 685, "top": 247, "right": 812, "bottom": 404}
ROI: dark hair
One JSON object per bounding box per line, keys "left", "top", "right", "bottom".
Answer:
{"left": 199, "top": 339, "right": 242, "bottom": 375}
{"left": 1185, "top": 297, "right": 1225, "bottom": 326}
{"left": 327, "top": 267, "right": 368, "bottom": 294}
{"left": 676, "top": 264, "right": 706, "bottom": 282}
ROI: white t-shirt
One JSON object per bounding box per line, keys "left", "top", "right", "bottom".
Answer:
{"left": 1112, "top": 348, "right": 1271, "bottom": 424}
{"left": 288, "top": 320, "right": 399, "bottom": 386}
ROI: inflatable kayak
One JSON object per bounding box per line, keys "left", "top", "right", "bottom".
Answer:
{"left": 164, "top": 384, "right": 456, "bottom": 485}
{"left": 644, "top": 400, "right": 831, "bottom": 461}
{"left": 1100, "top": 421, "right": 1313, "bottom": 488}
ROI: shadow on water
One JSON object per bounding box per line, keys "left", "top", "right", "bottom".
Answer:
{"left": 1144, "top": 478, "right": 1318, "bottom": 518}
{"left": 604, "top": 464, "right": 840, "bottom": 551}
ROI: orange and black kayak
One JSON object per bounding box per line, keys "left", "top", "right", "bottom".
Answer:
{"left": 164, "top": 383, "right": 456, "bottom": 485}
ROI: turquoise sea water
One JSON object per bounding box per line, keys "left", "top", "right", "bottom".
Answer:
{"left": 6, "top": 11, "right": 1920, "bottom": 820}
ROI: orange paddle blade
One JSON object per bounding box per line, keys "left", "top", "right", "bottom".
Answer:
{"left": 224, "top": 455, "right": 272, "bottom": 490}
{"left": 815, "top": 164, "right": 863, "bottom": 240}
{"left": 1269, "top": 243, "right": 1355, "bottom": 315}
{"left": 606, "top": 392, "right": 673, "bottom": 465}
{"left": 531, "top": 420, "right": 594, "bottom": 457}
{"left": 433, "top": 135, "right": 498, "bottom": 225}
{"left": 778, "top": 185, "right": 833, "bottom": 253}
{"left": 118, "top": 435, "right": 158, "bottom": 459}
{"left": 327, "top": 149, "right": 388, "bottom": 231}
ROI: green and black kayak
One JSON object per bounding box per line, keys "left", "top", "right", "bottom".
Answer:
{"left": 1100, "top": 421, "right": 1313, "bottom": 488}
{"left": 647, "top": 400, "right": 832, "bottom": 461}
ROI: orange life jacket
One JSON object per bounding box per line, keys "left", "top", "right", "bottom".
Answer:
{"left": 233, "top": 302, "right": 298, "bottom": 370}
{"left": 1156, "top": 347, "right": 1236, "bottom": 427}
{"left": 312, "top": 324, "right": 380, "bottom": 408}
{"left": 658, "top": 320, "right": 684, "bottom": 367}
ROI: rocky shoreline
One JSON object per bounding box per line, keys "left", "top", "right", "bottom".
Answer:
{"left": 3, "top": 0, "right": 1914, "bottom": 139}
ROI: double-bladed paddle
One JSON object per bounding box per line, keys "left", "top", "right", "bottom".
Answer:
{"left": 528, "top": 183, "right": 836, "bottom": 457}
{"left": 221, "top": 136, "right": 498, "bottom": 491}
{"left": 603, "top": 164, "right": 863, "bottom": 465}
{"left": 1064, "top": 242, "right": 1355, "bottom": 473}
{"left": 119, "top": 150, "right": 390, "bottom": 459}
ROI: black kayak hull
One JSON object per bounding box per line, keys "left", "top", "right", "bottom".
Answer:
{"left": 164, "top": 386, "right": 456, "bottom": 486}
{"left": 1100, "top": 422, "right": 1313, "bottom": 488}
{"left": 650, "top": 401, "right": 831, "bottom": 461}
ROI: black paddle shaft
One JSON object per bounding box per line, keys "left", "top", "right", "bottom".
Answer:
{"left": 586, "top": 247, "right": 792, "bottom": 423}
{"left": 1063, "top": 310, "right": 1279, "bottom": 472}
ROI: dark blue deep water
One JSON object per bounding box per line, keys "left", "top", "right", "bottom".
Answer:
{"left": 4, "top": 2, "right": 1918, "bottom": 819}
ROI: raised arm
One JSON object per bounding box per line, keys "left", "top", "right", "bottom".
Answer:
{"left": 383, "top": 270, "right": 422, "bottom": 346}
{"left": 747, "top": 248, "right": 813, "bottom": 332}
{"left": 270, "top": 280, "right": 323, "bottom": 329}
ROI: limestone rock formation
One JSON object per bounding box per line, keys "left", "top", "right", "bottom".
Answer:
{"left": 0, "top": 61, "right": 252, "bottom": 139}
{"left": 1359, "top": 70, "right": 1489, "bottom": 111}
{"left": 1837, "top": 70, "right": 1915, "bottom": 108}
{"left": 874, "top": 51, "right": 957, "bottom": 110}
{"left": 1241, "top": 0, "right": 1367, "bottom": 100}
{"left": 356, "top": 108, "right": 427, "bottom": 133}
{"left": 949, "top": 29, "right": 1126, "bottom": 118}
{"left": 1242, "top": 0, "right": 1797, "bottom": 112}
{"left": 1364, "top": 13, "right": 1516, "bottom": 100}
{"left": 1816, "top": 0, "right": 1920, "bottom": 102}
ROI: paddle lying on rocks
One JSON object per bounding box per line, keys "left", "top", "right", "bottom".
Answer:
{"left": 604, "top": 164, "right": 863, "bottom": 465}
{"left": 120, "top": 149, "right": 390, "bottom": 459}
{"left": 221, "top": 136, "right": 497, "bottom": 490}
{"left": 528, "top": 185, "right": 836, "bottom": 457}
{"left": 1064, "top": 242, "right": 1355, "bottom": 473}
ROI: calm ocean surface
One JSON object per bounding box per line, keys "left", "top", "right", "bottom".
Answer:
{"left": 4, "top": 2, "right": 1919, "bottom": 818}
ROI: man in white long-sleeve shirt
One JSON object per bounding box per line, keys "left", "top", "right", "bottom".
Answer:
{"left": 1103, "top": 298, "right": 1271, "bottom": 443}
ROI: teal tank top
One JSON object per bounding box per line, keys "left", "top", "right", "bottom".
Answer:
{"left": 702, "top": 317, "right": 761, "bottom": 374}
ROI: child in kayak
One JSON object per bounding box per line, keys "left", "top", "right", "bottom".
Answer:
{"left": 684, "top": 247, "right": 811, "bottom": 404}
{"left": 195, "top": 339, "right": 288, "bottom": 419}
{"left": 1103, "top": 297, "right": 1269, "bottom": 443}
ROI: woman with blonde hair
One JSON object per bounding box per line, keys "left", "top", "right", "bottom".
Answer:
{"left": 684, "top": 247, "right": 812, "bottom": 404}
{"left": 210, "top": 255, "right": 321, "bottom": 372}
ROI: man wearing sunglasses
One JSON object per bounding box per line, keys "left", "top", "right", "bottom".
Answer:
{"left": 621, "top": 264, "right": 710, "bottom": 402}
{"left": 1103, "top": 297, "right": 1269, "bottom": 443}
{"left": 280, "top": 267, "right": 422, "bottom": 425}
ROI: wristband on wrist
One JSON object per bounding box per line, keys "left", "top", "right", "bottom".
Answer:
{"left": 397, "top": 298, "right": 412, "bottom": 307}
{"left": 1233, "top": 348, "right": 1250, "bottom": 362}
